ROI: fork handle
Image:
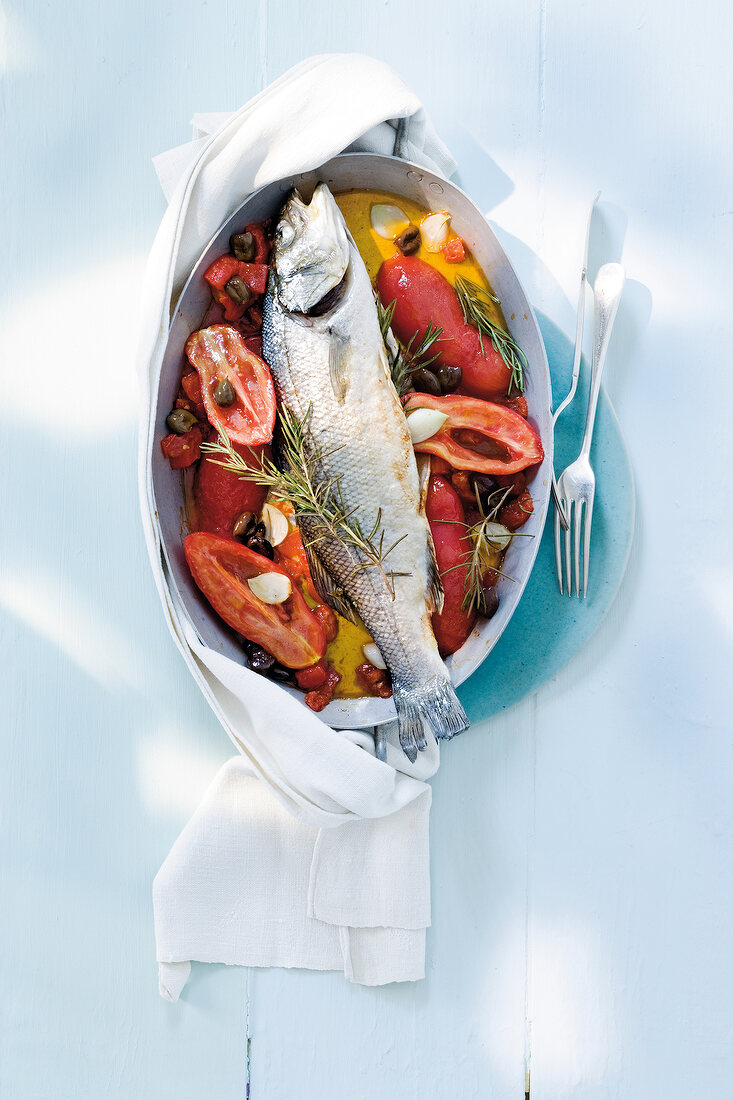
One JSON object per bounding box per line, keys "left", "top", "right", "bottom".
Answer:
{"left": 579, "top": 263, "right": 625, "bottom": 459}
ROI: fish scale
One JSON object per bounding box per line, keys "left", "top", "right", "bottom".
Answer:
{"left": 262, "top": 183, "right": 469, "bottom": 760}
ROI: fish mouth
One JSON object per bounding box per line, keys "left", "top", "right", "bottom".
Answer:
{"left": 272, "top": 183, "right": 350, "bottom": 315}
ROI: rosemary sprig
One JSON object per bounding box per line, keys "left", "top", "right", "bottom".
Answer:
{"left": 376, "top": 297, "right": 448, "bottom": 397}
{"left": 454, "top": 276, "right": 528, "bottom": 395}
{"left": 439, "top": 485, "right": 533, "bottom": 613}
{"left": 201, "top": 407, "right": 410, "bottom": 597}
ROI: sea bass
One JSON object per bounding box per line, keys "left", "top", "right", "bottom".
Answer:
{"left": 262, "top": 183, "right": 469, "bottom": 760}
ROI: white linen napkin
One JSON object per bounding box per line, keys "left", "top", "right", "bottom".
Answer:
{"left": 138, "top": 54, "right": 457, "bottom": 993}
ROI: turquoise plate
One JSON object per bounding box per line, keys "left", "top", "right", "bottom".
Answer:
{"left": 457, "top": 313, "right": 635, "bottom": 722}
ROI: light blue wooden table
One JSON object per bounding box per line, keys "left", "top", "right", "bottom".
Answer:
{"left": 2, "top": 2, "right": 731, "bottom": 1097}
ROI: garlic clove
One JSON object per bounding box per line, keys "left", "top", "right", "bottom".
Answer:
{"left": 262, "top": 502, "right": 289, "bottom": 547}
{"left": 370, "top": 203, "right": 410, "bottom": 240}
{"left": 420, "top": 211, "right": 451, "bottom": 252}
{"left": 483, "top": 522, "right": 513, "bottom": 551}
{"left": 247, "top": 572, "right": 292, "bottom": 605}
{"left": 362, "top": 642, "right": 387, "bottom": 670}
{"left": 406, "top": 407, "right": 449, "bottom": 445}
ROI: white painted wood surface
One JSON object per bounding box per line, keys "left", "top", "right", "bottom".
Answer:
{"left": 1, "top": 1, "right": 731, "bottom": 1096}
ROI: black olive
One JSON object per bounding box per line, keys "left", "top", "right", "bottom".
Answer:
{"left": 435, "top": 365, "right": 462, "bottom": 393}
{"left": 246, "top": 536, "right": 274, "bottom": 560}
{"left": 269, "top": 664, "right": 296, "bottom": 685}
{"left": 395, "top": 224, "right": 421, "bottom": 255}
{"left": 224, "top": 275, "right": 251, "bottom": 306}
{"left": 233, "top": 511, "right": 256, "bottom": 539}
{"left": 230, "top": 231, "right": 256, "bottom": 262}
{"left": 477, "top": 587, "right": 500, "bottom": 619}
{"left": 411, "top": 367, "right": 442, "bottom": 396}
{"left": 246, "top": 646, "right": 275, "bottom": 674}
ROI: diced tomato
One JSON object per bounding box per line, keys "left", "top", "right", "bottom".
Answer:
{"left": 377, "top": 256, "right": 512, "bottom": 399}
{"left": 403, "top": 392, "right": 544, "bottom": 475}
{"left": 181, "top": 371, "right": 202, "bottom": 405}
{"left": 203, "top": 255, "right": 271, "bottom": 321}
{"left": 185, "top": 325, "right": 276, "bottom": 446}
{"left": 499, "top": 489, "right": 534, "bottom": 531}
{"left": 295, "top": 659, "right": 329, "bottom": 690}
{"left": 450, "top": 470, "right": 475, "bottom": 504}
{"left": 425, "top": 474, "right": 476, "bottom": 657}
{"left": 311, "top": 602, "right": 339, "bottom": 642}
{"left": 275, "top": 526, "right": 319, "bottom": 602}
{"left": 495, "top": 471, "right": 527, "bottom": 499}
{"left": 160, "top": 427, "right": 203, "bottom": 469}
{"left": 244, "top": 222, "right": 270, "bottom": 265}
{"left": 194, "top": 438, "right": 268, "bottom": 537}
{"left": 355, "top": 663, "right": 393, "bottom": 699}
{"left": 505, "top": 395, "right": 528, "bottom": 418}
{"left": 304, "top": 664, "right": 340, "bottom": 711}
{"left": 184, "top": 533, "right": 326, "bottom": 669}
{"left": 442, "top": 237, "right": 466, "bottom": 264}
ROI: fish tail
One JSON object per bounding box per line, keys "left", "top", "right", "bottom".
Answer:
{"left": 393, "top": 678, "right": 469, "bottom": 762}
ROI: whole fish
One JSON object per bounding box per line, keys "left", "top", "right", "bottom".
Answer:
{"left": 262, "top": 183, "right": 469, "bottom": 760}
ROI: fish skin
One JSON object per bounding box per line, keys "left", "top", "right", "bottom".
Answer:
{"left": 262, "top": 184, "right": 469, "bottom": 757}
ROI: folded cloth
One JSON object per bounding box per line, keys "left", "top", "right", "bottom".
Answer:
{"left": 138, "top": 54, "right": 457, "bottom": 992}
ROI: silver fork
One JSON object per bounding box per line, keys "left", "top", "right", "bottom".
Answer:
{"left": 555, "top": 262, "right": 625, "bottom": 596}
{"left": 551, "top": 191, "right": 600, "bottom": 530}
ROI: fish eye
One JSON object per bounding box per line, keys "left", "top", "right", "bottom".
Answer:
{"left": 279, "top": 222, "right": 295, "bottom": 247}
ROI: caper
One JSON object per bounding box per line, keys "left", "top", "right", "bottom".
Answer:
{"left": 233, "top": 511, "right": 256, "bottom": 539}
{"left": 224, "top": 275, "right": 251, "bottom": 306}
{"left": 411, "top": 367, "right": 442, "bottom": 396}
{"left": 230, "top": 231, "right": 256, "bottom": 262}
{"left": 213, "top": 377, "right": 235, "bottom": 406}
{"left": 166, "top": 408, "right": 198, "bottom": 435}
{"left": 435, "top": 364, "right": 462, "bottom": 393}
{"left": 395, "top": 224, "right": 421, "bottom": 255}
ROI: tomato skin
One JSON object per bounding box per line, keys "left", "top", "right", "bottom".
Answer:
{"left": 377, "top": 256, "right": 512, "bottom": 399}
{"left": 194, "top": 439, "right": 268, "bottom": 537}
{"left": 184, "top": 533, "right": 327, "bottom": 669}
{"left": 425, "top": 475, "right": 477, "bottom": 657}
{"left": 404, "top": 392, "right": 544, "bottom": 475}
{"left": 185, "top": 325, "right": 276, "bottom": 447}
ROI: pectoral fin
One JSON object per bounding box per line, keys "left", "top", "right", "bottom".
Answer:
{"left": 425, "top": 536, "right": 445, "bottom": 614}
{"left": 328, "top": 329, "right": 350, "bottom": 403}
{"left": 301, "top": 536, "right": 360, "bottom": 625}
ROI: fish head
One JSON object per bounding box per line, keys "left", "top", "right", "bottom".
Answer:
{"left": 272, "top": 183, "right": 350, "bottom": 315}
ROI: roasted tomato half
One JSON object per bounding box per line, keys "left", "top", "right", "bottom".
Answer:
{"left": 185, "top": 325, "right": 276, "bottom": 447}
{"left": 404, "top": 392, "right": 544, "bottom": 475}
{"left": 184, "top": 533, "right": 327, "bottom": 669}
